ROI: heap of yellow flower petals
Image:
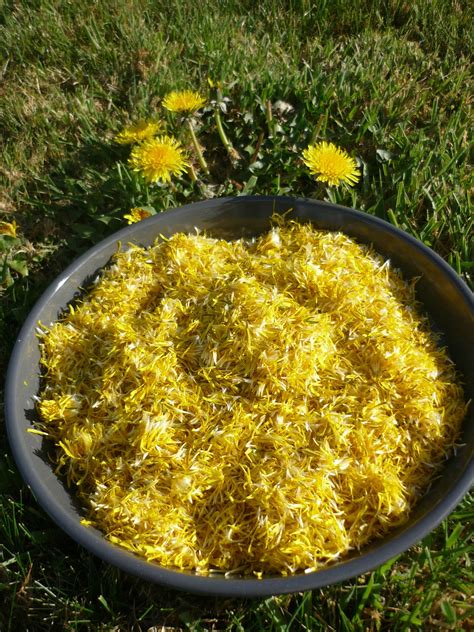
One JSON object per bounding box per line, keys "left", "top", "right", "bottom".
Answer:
{"left": 37, "top": 221, "right": 466, "bottom": 576}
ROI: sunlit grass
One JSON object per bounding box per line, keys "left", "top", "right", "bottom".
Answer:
{"left": 0, "top": 0, "right": 472, "bottom": 629}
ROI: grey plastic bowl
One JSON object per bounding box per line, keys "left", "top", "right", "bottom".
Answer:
{"left": 5, "top": 196, "right": 474, "bottom": 597}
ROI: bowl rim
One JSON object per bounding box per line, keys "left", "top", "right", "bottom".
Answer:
{"left": 5, "top": 195, "right": 474, "bottom": 597}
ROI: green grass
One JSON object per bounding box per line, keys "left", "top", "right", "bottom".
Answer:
{"left": 1, "top": 0, "right": 473, "bottom": 629}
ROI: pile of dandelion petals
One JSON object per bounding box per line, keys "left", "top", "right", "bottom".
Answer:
{"left": 37, "top": 220, "right": 467, "bottom": 577}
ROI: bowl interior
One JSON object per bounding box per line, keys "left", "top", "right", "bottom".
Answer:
{"left": 5, "top": 196, "right": 474, "bottom": 597}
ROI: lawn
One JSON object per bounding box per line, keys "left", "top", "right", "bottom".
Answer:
{"left": 0, "top": 0, "right": 473, "bottom": 629}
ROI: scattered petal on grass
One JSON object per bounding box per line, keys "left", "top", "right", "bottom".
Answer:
{"left": 207, "top": 77, "right": 222, "bottom": 90}
{"left": 115, "top": 120, "right": 163, "bottom": 145}
{"left": 0, "top": 220, "right": 18, "bottom": 237}
{"left": 303, "top": 141, "right": 360, "bottom": 186}
{"left": 123, "top": 208, "right": 153, "bottom": 224}
{"left": 128, "top": 136, "right": 188, "bottom": 184}
{"left": 163, "top": 90, "right": 207, "bottom": 113}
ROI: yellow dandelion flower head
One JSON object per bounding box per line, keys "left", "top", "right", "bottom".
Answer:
{"left": 162, "top": 90, "right": 207, "bottom": 114}
{"left": 115, "top": 119, "right": 163, "bottom": 145}
{"left": 302, "top": 141, "right": 360, "bottom": 187}
{"left": 123, "top": 208, "right": 153, "bottom": 224}
{"left": 129, "top": 135, "right": 188, "bottom": 184}
{"left": 0, "top": 220, "right": 18, "bottom": 238}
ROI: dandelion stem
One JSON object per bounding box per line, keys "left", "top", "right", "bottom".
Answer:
{"left": 311, "top": 114, "right": 326, "bottom": 144}
{"left": 214, "top": 106, "right": 240, "bottom": 163}
{"left": 186, "top": 119, "right": 210, "bottom": 176}
{"left": 187, "top": 164, "right": 198, "bottom": 182}
{"left": 250, "top": 131, "right": 265, "bottom": 165}
{"left": 265, "top": 100, "right": 274, "bottom": 137}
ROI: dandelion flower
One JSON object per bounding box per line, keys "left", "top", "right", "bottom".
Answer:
{"left": 0, "top": 220, "right": 18, "bottom": 237}
{"left": 129, "top": 136, "right": 188, "bottom": 183}
{"left": 115, "top": 120, "right": 163, "bottom": 145}
{"left": 303, "top": 141, "right": 360, "bottom": 186}
{"left": 163, "top": 90, "right": 207, "bottom": 114}
{"left": 123, "top": 208, "right": 153, "bottom": 224}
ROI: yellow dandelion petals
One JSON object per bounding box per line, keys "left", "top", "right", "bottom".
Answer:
{"left": 115, "top": 119, "right": 163, "bottom": 145}
{"left": 207, "top": 77, "right": 222, "bottom": 90}
{"left": 128, "top": 135, "right": 188, "bottom": 184}
{"left": 123, "top": 208, "right": 153, "bottom": 224}
{"left": 37, "top": 221, "right": 466, "bottom": 576}
{"left": 162, "top": 90, "right": 207, "bottom": 113}
{"left": 0, "top": 220, "right": 18, "bottom": 237}
{"left": 303, "top": 141, "right": 361, "bottom": 186}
